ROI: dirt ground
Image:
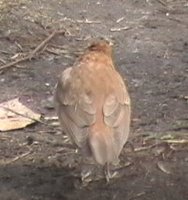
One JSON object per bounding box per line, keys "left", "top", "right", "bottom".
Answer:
{"left": 0, "top": 0, "right": 188, "bottom": 199}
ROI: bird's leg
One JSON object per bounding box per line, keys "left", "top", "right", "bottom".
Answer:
{"left": 104, "top": 163, "right": 111, "bottom": 183}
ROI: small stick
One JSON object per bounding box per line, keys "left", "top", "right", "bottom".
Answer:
{"left": 76, "top": 19, "right": 101, "bottom": 24}
{"left": 0, "top": 57, "right": 6, "bottom": 64}
{"left": 134, "top": 143, "right": 160, "bottom": 152}
{"left": 2, "top": 151, "right": 32, "bottom": 165}
{"left": 156, "top": 0, "right": 167, "bottom": 7}
{"left": 28, "top": 30, "right": 59, "bottom": 59}
{"left": 164, "top": 139, "right": 188, "bottom": 144}
{"left": 0, "top": 30, "right": 65, "bottom": 71}
{"left": 116, "top": 17, "right": 125, "bottom": 23}
{"left": 0, "top": 56, "right": 31, "bottom": 70}
{"left": 110, "top": 26, "right": 131, "bottom": 32}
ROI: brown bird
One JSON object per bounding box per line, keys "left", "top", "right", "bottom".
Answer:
{"left": 55, "top": 40, "right": 131, "bottom": 183}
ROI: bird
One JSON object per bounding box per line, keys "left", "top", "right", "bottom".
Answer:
{"left": 55, "top": 40, "right": 131, "bottom": 184}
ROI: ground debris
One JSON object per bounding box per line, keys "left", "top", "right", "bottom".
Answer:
{"left": 0, "top": 29, "right": 65, "bottom": 71}
{"left": 0, "top": 98, "right": 41, "bottom": 131}
{"left": 157, "top": 161, "right": 172, "bottom": 174}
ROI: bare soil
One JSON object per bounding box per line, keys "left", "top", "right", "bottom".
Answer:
{"left": 0, "top": 0, "right": 188, "bottom": 199}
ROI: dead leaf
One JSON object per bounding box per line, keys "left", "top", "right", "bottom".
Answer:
{"left": 0, "top": 98, "right": 41, "bottom": 131}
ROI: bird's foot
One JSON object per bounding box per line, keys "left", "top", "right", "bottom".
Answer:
{"left": 104, "top": 163, "right": 120, "bottom": 183}
{"left": 104, "top": 161, "right": 132, "bottom": 182}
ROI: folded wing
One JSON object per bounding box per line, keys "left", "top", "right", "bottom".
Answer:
{"left": 55, "top": 67, "right": 96, "bottom": 147}
{"left": 103, "top": 73, "right": 131, "bottom": 156}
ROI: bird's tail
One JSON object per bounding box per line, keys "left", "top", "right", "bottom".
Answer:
{"left": 89, "top": 128, "right": 119, "bottom": 165}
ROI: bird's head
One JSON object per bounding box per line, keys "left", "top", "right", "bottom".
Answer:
{"left": 88, "top": 40, "right": 112, "bottom": 57}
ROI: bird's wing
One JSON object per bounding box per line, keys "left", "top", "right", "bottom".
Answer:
{"left": 103, "top": 73, "right": 131, "bottom": 155}
{"left": 55, "top": 67, "right": 96, "bottom": 147}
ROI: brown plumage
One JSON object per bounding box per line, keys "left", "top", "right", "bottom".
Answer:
{"left": 55, "top": 40, "right": 131, "bottom": 181}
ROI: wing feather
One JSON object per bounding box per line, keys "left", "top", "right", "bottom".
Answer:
{"left": 103, "top": 74, "right": 131, "bottom": 155}
{"left": 55, "top": 67, "right": 96, "bottom": 147}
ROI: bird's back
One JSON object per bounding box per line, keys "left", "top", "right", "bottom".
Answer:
{"left": 55, "top": 41, "right": 131, "bottom": 165}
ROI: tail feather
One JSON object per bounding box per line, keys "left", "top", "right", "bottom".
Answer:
{"left": 89, "top": 129, "right": 119, "bottom": 165}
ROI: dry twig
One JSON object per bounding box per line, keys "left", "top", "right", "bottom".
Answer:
{"left": 134, "top": 143, "right": 160, "bottom": 152}
{"left": 164, "top": 139, "right": 188, "bottom": 144}
{"left": 76, "top": 19, "right": 101, "bottom": 24}
{"left": 116, "top": 17, "right": 125, "bottom": 23}
{"left": 0, "top": 30, "right": 65, "bottom": 71}
{"left": 1, "top": 151, "right": 32, "bottom": 165}
{"left": 0, "top": 58, "right": 6, "bottom": 64}
{"left": 110, "top": 26, "right": 131, "bottom": 32}
{"left": 156, "top": 0, "right": 167, "bottom": 7}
